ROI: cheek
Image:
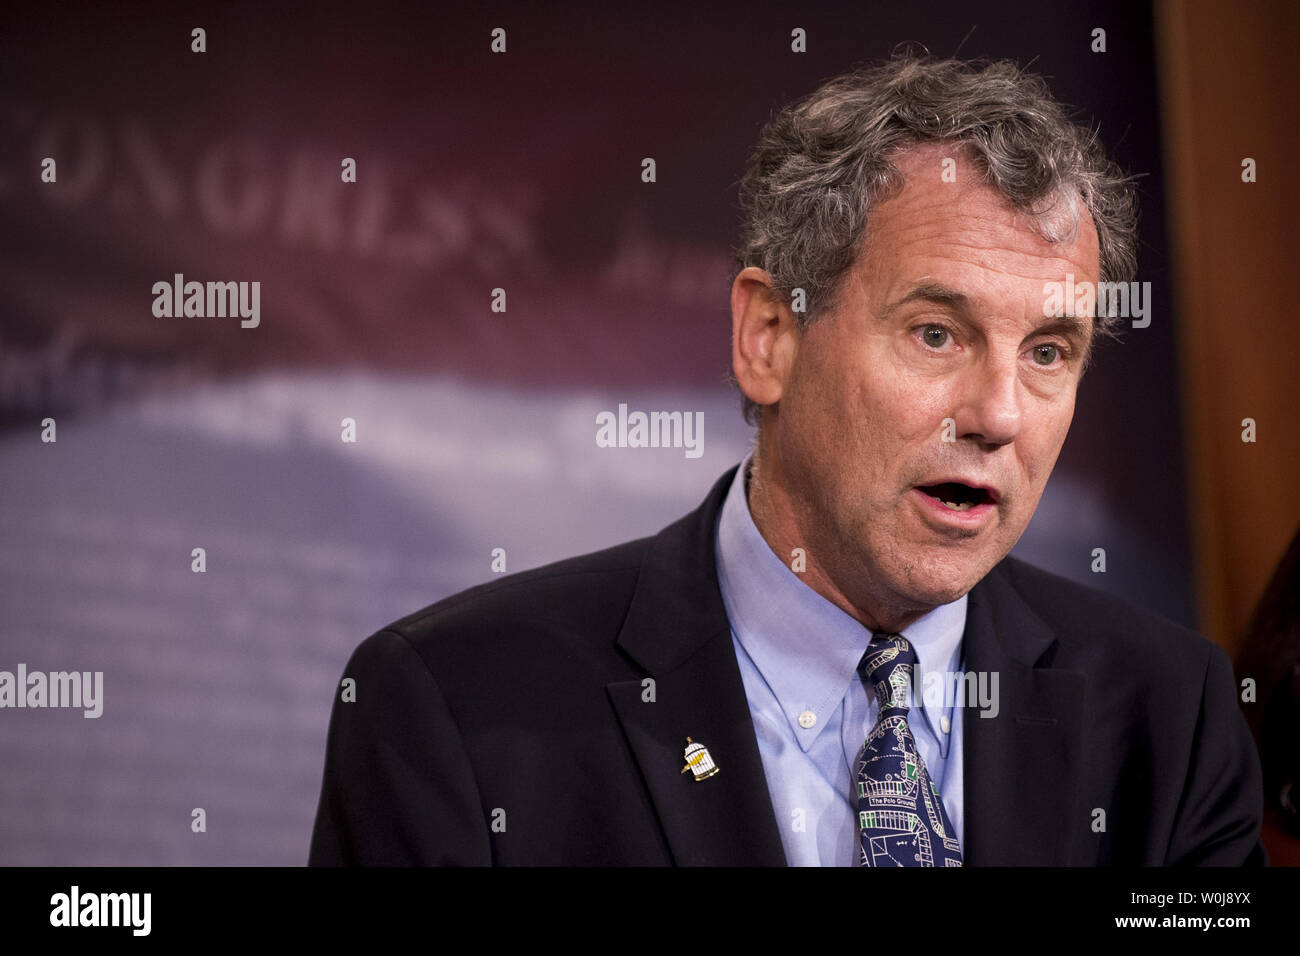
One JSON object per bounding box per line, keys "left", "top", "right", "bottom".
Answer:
{"left": 777, "top": 354, "right": 846, "bottom": 470}
{"left": 791, "top": 343, "right": 861, "bottom": 439}
{"left": 1023, "top": 406, "right": 1076, "bottom": 486}
{"left": 911, "top": 384, "right": 957, "bottom": 433}
{"left": 876, "top": 375, "right": 955, "bottom": 450}
{"left": 838, "top": 357, "right": 951, "bottom": 464}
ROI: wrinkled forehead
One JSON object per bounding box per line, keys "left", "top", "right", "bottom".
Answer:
{"left": 862, "top": 142, "right": 1102, "bottom": 288}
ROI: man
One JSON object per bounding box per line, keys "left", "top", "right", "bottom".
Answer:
{"left": 308, "top": 54, "right": 1265, "bottom": 866}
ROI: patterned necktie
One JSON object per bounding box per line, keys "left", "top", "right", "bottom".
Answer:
{"left": 855, "top": 632, "right": 963, "bottom": 867}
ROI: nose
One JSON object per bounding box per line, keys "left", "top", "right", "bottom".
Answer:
{"left": 952, "top": 355, "right": 1022, "bottom": 447}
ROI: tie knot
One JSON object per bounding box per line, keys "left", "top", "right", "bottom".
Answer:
{"left": 859, "top": 632, "right": 916, "bottom": 712}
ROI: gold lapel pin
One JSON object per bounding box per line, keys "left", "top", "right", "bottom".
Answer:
{"left": 680, "top": 736, "right": 720, "bottom": 781}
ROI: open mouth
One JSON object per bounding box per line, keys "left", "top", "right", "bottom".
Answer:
{"left": 916, "top": 482, "right": 992, "bottom": 512}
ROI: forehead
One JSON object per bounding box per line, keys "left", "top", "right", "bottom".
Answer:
{"left": 852, "top": 142, "right": 1101, "bottom": 297}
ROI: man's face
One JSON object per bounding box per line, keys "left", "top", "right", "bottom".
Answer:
{"left": 768, "top": 143, "right": 1100, "bottom": 616}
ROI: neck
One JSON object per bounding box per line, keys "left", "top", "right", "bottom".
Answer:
{"left": 744, "top": 437, "right": 932, "bottom": 633}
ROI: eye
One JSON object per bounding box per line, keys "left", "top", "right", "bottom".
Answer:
{"left": 920, "top": 325, "right": 951, "bottom": 349}
{"left": 1030, "top": 344, "right": 1062, "bottom": 366}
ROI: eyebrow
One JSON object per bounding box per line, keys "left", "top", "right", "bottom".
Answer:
{"left": 1034, "top": 315, "right": 1092, "bottom": 344}
{"left": 880, "top": 283, "right": 974, "bottom": 320}
{"left": 881, "top": 282, "right": 1093, "bottom": 342}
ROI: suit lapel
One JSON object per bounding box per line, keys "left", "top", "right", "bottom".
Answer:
{"left": 607, "top": 465, "right": 787, "bottom": 866}
{"left": 961, "top": 563, "right": 1085, "bottom": 865}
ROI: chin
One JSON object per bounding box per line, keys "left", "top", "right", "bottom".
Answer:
{"left": 904, "top": 578, "right": 972, "bottom": 608}
{"left": 900, "top": 554, "right": 992, "bottom": 606}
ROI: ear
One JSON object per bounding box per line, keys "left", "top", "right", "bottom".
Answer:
{"left": 731, "top": 267, "right": 800, "bottom": 412}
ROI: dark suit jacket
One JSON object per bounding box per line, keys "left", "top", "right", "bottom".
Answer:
{"left": 308, "top": 465, "right": 1266, "bottom": 865}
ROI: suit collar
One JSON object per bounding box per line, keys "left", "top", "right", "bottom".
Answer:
{"left": 608, "top": 463, "right": 788, "bottom": 865}
{"left": 960, "top": 562, "right": 1086, "bottom": 864}
{"left": 614, "top": 464, "right": 740, "bottom": 675}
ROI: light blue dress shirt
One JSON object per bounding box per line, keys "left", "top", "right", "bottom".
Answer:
{"left": 714, "top": 453, "right": 967, "bottom": 866}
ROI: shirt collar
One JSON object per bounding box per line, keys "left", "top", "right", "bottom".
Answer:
{"left": 714, "top": 452, "right": 967, "bottom": 751}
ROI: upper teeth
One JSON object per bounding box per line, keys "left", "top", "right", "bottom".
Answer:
{"left": 943, "top": 500, "right": 975, "bottom": 511}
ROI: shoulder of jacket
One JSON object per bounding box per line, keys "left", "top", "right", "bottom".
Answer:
{"left": 377, "top": 533, "right": 653, "bottom": 649}
{"left": 994, "top": 555, "right": 1215, "bottom": 672}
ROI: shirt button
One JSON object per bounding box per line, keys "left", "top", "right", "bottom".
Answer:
{"left": 798, "top": 709, "right": 817, "bottom": 729}
{"left": 940, "top": 715, "right": 951, "bottom": 734}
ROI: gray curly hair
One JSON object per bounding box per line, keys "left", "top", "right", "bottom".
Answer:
{"left": 729, "top": 53, "right": 1140, "bottom": 426}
